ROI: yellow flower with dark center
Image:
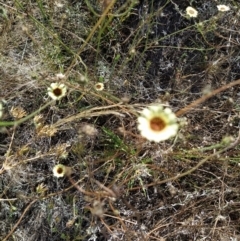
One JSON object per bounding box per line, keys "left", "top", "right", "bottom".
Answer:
{"left": 53, "top": 164, "right": 66, "bottom": 178}
{"left": 53, "top": 164, "right": 72, "bottom": 178}
{"left": 138, "top": 105, "right": 179, "bottom": 142}
{"left": 47, "top": 83, "right": 67, "bottom": 100}
{"left": 94, "top": 83, "right": 104, "bottom": 91}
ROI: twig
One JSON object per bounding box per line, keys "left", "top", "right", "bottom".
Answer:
{"left": 0, "top": 101, "right": 54, "bottom": 127}
{"left": 176, "top": 78, "right": 240, "bottom": 116}
{"left": 65, "top": 0, "right": 117, "bottom": 75}
{"left": 130, "top": 128, "right": 240, "bottom": 191}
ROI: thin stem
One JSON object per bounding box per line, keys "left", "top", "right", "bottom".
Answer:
{"left": 0, "top": 100, "right": 54, "bottom": 127}
{"left": 176, "top": 78, "right": 240, "bottom": 117}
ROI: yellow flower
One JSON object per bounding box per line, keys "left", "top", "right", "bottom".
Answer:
{"left": 186, "top": 6, "right": 198, "bottom": 18}
{"left": 217, "top": 5, "right": 230, "bottom": 12}
{"left": 53, "top": 164, "right": 71, "bottom": 178}
{"left": 137, "top": 105, "right": 179, "bottom": 142}
{"left": 94, "top": 83, "right": 104, "bottom": 91}
{"left": 47, "top": 83, "right": 67, "bottom": 100}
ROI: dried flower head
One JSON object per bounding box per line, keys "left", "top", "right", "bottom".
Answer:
{"left": 10, "top": 106, "right": 27, "bottom": 119}
{"left": 54, "top": 1, "right": 64, "bottom": 8}
{"left": 186, "top": 6, "right": 198, "bottom": 18}
{"left": 78, "top": 73, "right": 88, "bottom": 83}
{"left": 53, "top": 164, "right": 71, "bottom": 178}
{"left": 129, "top": 48, "right": 136, "bottom": 55}
{"left": 138, "top": 105, "right": 179, "bottom": 142}
{"left": 91, "top": 200, "right": 105, "bottom": 217}
{"left": 36, "top": 183, "right": 48, "bottom": 196}
{"left": 47, "top": 83, "right": 67, "bottom": 100}
{"left": 37, "top": 125, "right": 58, "bottom": 137}
{"left": 66, "top": 218, "right": 77, "bottom": 228}
{"left": 134, "top": 164, "right": 152, "bottom": 178}
{"left": 94, "top": 83, "right": 104, "bottom": 91}
{"left": 80, "top": 124, "right": 98, "bottom": 137}
{"left": 33, "top": 114, "right": 44, "bottom": 129}
{"left": 55, "top": 73, "right": 66, "bottom": 80}
{"left": 51, "top": 143, "right": 70, "bottom": 159}
{"left": 217, "top": 5, "right": 230, "bottom": 12}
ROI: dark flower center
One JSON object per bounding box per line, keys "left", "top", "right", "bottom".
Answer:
{"left": 53, "top": 88, "right": 62, "bottom": 96}
{"left": 57, "top": 167, "right": 63, "bottom": 174}
{"left": 150, "top": 117, "right": 166, "bottom": 131}
{"left": 189, "top": 9, "right": 195, "bottom": 15}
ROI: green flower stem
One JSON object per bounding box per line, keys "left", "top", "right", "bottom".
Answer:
{"left": 0, "top": 100, "right": 54, "bottom": 127}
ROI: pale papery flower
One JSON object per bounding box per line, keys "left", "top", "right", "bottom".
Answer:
{"left": 54, "top": 1, "right": 64, "bottom": 8}
{"left": 53, "top": 164, "right": 71, "bottom": 178}
{"left": 53, "top": 164, "right": 66, "bottom": 178}
{"left": 94, "top": 82, "right": 104, "bottom": 91}
{"left": 137, "top": 105, "right": 179, "bottom": 142}
{"left": 186, "top": 6, "right": 198, "bottom": 18}
{"left": 81, "top": 124, "right": 98, "bottom": 137}
{"left": 55, "top": 73, "right": 66, "bottom": 80}
{"left": 47, "top": 83, "right": 67, "bottom": 100}
{"left": 217, "top": 5, "right": 230, "bottom": 12}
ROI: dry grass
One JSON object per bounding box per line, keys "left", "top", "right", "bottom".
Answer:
{"left": 1, "top": 0, "right": 240, "bottom": 240}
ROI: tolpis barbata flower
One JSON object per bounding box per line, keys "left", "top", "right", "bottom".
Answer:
{"left": 137, "top": 105, "right": 179, "bottom": 142}
{"left": 186, "top": 6, "right": 198, "bottom": 18}
{"left": 217, "top": 5, "right": 230, "bottom": 12}
{"left": 94, "top": 82, "right": 104, "bottom": 91}
{"left": 53, "top": 164, "right": 71, "bottom": 178}
{"left": 47, "top": 83, "right": 67, "bottom": 100}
